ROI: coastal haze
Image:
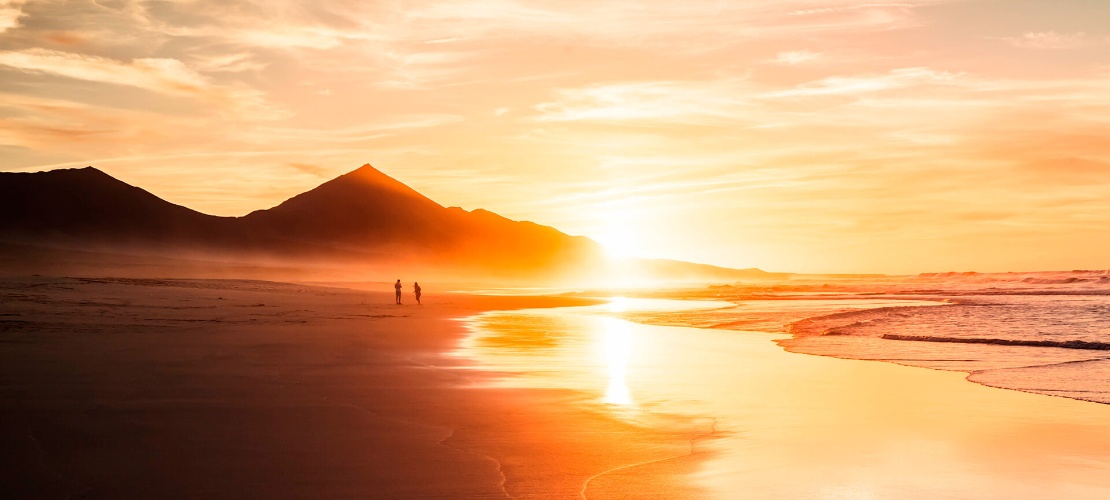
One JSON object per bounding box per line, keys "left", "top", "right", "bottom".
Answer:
{"left": 4, "top": 1, "right": 1110, "bottom": 499}
{"left": 0, "top": 165, "right": 780, "bottom": 285}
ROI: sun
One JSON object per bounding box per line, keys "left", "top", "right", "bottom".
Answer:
{"left": 594, "top": 211, "right": 641, "bottom": 258}
{"left": 597, "top": 227, "right": 638, "bottom": 257}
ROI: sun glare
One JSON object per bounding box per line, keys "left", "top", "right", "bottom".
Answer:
{"left": 602, "top": 317, "right": 634, "bottom": 406}
{"left": 597, "top": 220, "right": 639, "bottom": 258}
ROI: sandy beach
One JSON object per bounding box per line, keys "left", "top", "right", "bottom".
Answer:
{"left": 4, "top": 278, "right": 1110, "bottom": 499}
{"left": 7, "top": 0, "right": 1110, "bottom": 497}
{"left": 0, "top": 277, "right": 712, "bottom": 499}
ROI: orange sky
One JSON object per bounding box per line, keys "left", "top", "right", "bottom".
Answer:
{"left": 2, "top": 1, "right": 1110, "bottom": 274}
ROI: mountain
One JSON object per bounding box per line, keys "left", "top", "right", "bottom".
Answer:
{"left": 0, "top": 167, "right": 236, "bottom": 247}
{"left": 623, "top": 258, "right": 792, "bottom": 282}
{"left": 237, "top": 165, "right": 600, "bottom": 275}
{"left": 0, "top": 165, "right": 783, "bottom": 284}
{"left": 242, "top": 165, "right": 452, "bottom": 249}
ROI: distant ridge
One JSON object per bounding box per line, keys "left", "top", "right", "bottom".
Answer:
{"left": 0, "top": 165, "right": 784, "bottom": 284}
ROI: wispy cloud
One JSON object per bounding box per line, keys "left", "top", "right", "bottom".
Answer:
{"left": 0, "top": 48, "right": 210, "bottom": 94}
{"left": 1005, "top": 31, "right": 1089, "bottom": 50}
{"left": 0, "top": 94, "right": 165, "bottom": 150}
{"left": 288, "top": 162, "right": 329, "bottom": 178}
{"left": 762, "top": 67, "right": 962, "bottom": 98}
{"left": 0, "top": 0, "right": 25, "bottom": 34}
{"left": 535, "top": 80, "right": 752, "bottom": 124}
{"left": 788, "top": 3, "right": 921, "bottom": 16}
{"left": 0, "top": 48, "right": 283, "bottom": 118}
{"left": 772, "top": 50, "right": 822, "bottom": 65}
{"left": 190, "top": 53, "right": 269, "bottom": 73}
{"left": 243, "top": 115, "right": 465, "bottom": 144}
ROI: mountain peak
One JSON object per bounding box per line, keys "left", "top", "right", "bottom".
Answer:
{"left": 26, "top": 166, "right": 122, "bottom": 187}
{"left": 345, "top": 163, "right": 395, "bottom": 183}
{"left": 352, "top": 163, "right": 380, "bottom": 174}
{"left": 60, "top": 165, "right": 104, "bottom": 173}
{"left": 329, "top": 163, "right": 432, "bottom": 201}
{"left": 348, "top": 163, "right": 386, "bottom": 178}
{"left": 240, "top": 163, "right": 448, "bottom": 244}
{"left": 18, "top": 165, "right": 106, "bottom": 177}
{"left": 4, "top": 165, "right": 126, "bottom": 189}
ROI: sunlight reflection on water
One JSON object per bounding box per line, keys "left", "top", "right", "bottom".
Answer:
{"left": 456, "top": 296, "right": 723, "bottom": 410}
{"left": 602, "top": 316, "right": 634, "bottom": 406}
{"left": 457, "top": 296, "right": 1110, "bottom": 499}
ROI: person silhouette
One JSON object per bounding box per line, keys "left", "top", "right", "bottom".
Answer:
{"left": 413, "top": 282, "right": 422, "bottom": 305}
{"left": 394, "top": 279, "right": 402, "bottom": 304}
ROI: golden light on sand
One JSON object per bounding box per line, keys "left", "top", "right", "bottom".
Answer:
{"left": 602, "top": 317, "right": 634, "bottom": 406}
{"left": 462, "top": 298, "right": 1110, "bottom": 498}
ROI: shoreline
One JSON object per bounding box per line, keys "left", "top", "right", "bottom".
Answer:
{"left": 773, "top": 295, "right": 1110, "bottom": 406}
{"left": 460, "top": 297, "right": 1110, "bottom": 498}
{"left": 601, "top": 289, "right": 1110, "bottom": 407}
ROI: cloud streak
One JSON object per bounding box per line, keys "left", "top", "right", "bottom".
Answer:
{"left": 0, "top": 0, "right": 25, "bottom": 34}
{"left": 0, "top": 48, "right": 282, "bottom": 118}
{"left": 1005, "top": 31, "right": 1090, "bottom": 50}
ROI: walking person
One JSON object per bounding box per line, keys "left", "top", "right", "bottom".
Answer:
{"left": 394, "top": 279, "right": 403, "bottom": 304}
{"left": 413, "top": 282, "right": 422, "bottom": 305}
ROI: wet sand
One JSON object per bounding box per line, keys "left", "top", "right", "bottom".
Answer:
{"left": 0, "top": 277, "right": 701, "bottom": 499}
{"left": 463, "top": 299, "right": 1110, "bottom": 499}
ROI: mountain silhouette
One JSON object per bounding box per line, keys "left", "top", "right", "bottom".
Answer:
{"left": 243, "top": 164, "right": 451, "bottom": 247}
{"left": 0, "top": 164, "right": 782, "bottom": 283}
{"left": 235, "top": 164, "right": 602, "bottom": 277}
{"left": 0, "top": 167, "right": 236, "bottom": 247}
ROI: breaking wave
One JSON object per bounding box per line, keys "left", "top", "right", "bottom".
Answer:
{"left": 881, "top": 334, "right": 1110, "bottom": 351}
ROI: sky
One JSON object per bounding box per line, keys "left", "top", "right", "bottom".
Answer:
{"left": 2, "top": 0, "right": 1110, "bottom": 274}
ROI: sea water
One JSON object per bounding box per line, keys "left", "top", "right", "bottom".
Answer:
{"left": 769, "top": 273, "right": 1110, "bottom": 405}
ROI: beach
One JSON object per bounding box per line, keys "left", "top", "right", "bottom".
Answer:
{"left": 6, "top": 0, "right": 1110, "bottom": 497}
{"left": 0, "top": 277, "right": 710, "bottom": 499}
{"left": 4, "top": 277, "right": 1110, "bottom": 498}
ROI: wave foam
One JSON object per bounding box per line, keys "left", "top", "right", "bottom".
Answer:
{"left": 881, "top": 334, "right": 1110, "bottom": 351}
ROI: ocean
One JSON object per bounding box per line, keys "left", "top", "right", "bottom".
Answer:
{"left": 722, "top": 271, "right": 1110, "bottom": 405}
{"left": 461, "top": 270, "right": 1110, "bottom": 406}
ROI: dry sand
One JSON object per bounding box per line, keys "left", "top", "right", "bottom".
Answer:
{"left": 0, "top": 277, "right": 703, "bottom": 499}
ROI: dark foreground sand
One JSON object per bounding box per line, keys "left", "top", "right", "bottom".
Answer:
{"left": 0, "top": 277, "right": 704, "bottom": 499}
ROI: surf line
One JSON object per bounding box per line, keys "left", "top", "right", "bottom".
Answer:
{"left": 437, "top": 427, "right": 516, "bottom": 500}
{"left": 883, "top": 334, "right": 1110, "bottom": 351}
{"left": 579, "top": 417, "right": 719, "bottom": 500}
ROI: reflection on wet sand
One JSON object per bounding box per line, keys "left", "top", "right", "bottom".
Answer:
{"left": 461, "top": 298, "right": 1110, "bottom": 499}
{"left": 602, "top": 317, "right": 634, "bottom": 406}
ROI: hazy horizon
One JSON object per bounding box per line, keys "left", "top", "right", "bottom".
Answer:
{"left": 8, "top": 164, "right": 1109, "bottom": 279}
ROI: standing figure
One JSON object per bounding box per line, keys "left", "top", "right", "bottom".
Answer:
{"left": 413, "top": 282, "right": 422, "bottom": 305}
{"left": 394, "top": 279, "right": 403, "bottom": 304}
